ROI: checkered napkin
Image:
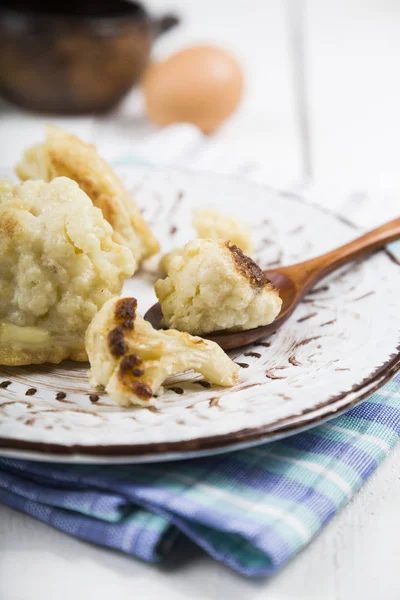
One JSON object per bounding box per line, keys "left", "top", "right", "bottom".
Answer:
{"left": 0, "top": 126, "right": 399, "bottom": 577}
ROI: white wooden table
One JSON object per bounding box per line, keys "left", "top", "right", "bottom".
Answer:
{"left": 1, "top": 1, "right": 400, "bottom": 598}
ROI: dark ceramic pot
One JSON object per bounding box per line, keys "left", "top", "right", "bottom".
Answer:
{"left": 0, "top": 1, "right": 179, "bottom": 114}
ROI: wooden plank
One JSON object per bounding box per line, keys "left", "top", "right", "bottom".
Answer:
{"left": 0, "top": 99, "right": 94, "bottom": 169}
{"left": 305, "top": 0, "right": 400, "bottom": 186}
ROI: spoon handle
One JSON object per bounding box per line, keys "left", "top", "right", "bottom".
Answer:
{"left": 284, "top": 217, "right": 400, "bottom": 289}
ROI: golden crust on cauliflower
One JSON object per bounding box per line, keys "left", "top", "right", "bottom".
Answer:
{"left": 16, "top": 125, "right": 160, "bottom": 264}
{"left": 85, "top": 297, "right": 239, "bottom": 407}
{"left": 155, "top": 239, "right": 282, "bottom": 336}
{"left": 0, "top": 177, "right": 135, "bottom": 365}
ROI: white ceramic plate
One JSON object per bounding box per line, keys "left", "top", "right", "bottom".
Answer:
{"left": 0, "top": 166, "right": 399, "bottom": 463}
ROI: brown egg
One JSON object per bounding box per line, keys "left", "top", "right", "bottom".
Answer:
{"left": 142, "top": 45, "right": 244, "bottom": 134}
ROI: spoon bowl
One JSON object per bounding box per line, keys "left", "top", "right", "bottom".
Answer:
{"left": 145, "top": 217, "right": 400, "bottom": 351}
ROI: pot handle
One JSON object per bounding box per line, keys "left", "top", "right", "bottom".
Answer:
{"left": 153, "top": 14, "right": 180, "bottom": 37}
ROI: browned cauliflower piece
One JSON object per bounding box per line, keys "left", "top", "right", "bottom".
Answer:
{"left": 16, "top": 125, "right": 160, "bottom": 265}
{"left": 85, "top": 297, "right": 239, "bottom": 407}
{"left": 155, "top": 239, "right": 282, "bottom": 335}
{"left": 0, "top": 177, "right": 135, "bottom": 365}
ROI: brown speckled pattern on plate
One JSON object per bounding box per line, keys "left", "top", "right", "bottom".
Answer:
{"left": 0, "top": 167, "right": 398, "bottom": 463}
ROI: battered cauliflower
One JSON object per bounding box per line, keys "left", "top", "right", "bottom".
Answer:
{"left": 0, "top": 177, "right": 135, "bottom": 365}
{"left": 85, "top": 297, "right": 239, "bottom": 407}
{"left": 158, "top": 248, "right": 183, "bottom": 275}
{"left": 159, "top": 207, "right": 253, "bottom": 274}
{"left": 155, "top": 239, "right": 282, "bottom": 335}
{"left": 193, "top": 207, "right": 253, "bottom": 254}
{"left": 16, "top": 125, "right": 159, "bottom": 265}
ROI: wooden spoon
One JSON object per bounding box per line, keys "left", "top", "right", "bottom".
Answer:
{"left": 145, "top": 218, "right": 400, "bottom": 350}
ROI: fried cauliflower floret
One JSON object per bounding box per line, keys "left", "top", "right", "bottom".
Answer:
{"left": 155, "top": 239, "right": 282, "bottom": 335}
{"left": 85, "top": 297, "right": 239, "bottom": 407}
{"left": 158, "top": 248, "right": 183, "bottom": 275}
{"left": 0, "top": 177, "right": 135, "bottom": 365}
{"left": 193, "top": 207, "right": 253, "bottom": 254}
{"left": 158, "top": 207, "right": 253, "bottom": 275}
{"left": 16, "top": 125, "right": 159, "bottom": 265}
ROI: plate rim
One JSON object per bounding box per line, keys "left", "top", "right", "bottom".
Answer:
{"left": 0, "top": 169, "right": 399, "bottom": 462}
{"left": 0, "top": 341, "right": 398, "bottom": 462}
